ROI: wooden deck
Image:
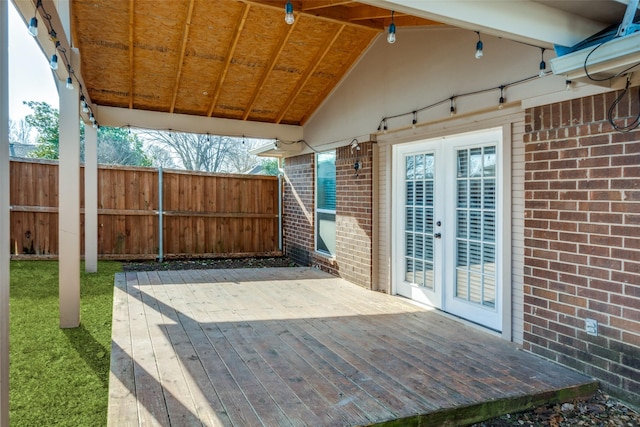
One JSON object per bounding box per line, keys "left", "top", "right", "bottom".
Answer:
{"left": 108, "top": 267, "right": 597, "bottom": 427}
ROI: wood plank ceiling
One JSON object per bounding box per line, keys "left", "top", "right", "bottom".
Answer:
{"left": 71, "top": 0, "right": 439, "bottom": 126}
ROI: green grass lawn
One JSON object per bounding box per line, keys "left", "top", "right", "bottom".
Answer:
{"left": 9, "top": 260, "right": 122, "bottom": 426}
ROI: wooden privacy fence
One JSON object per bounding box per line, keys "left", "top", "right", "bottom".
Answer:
{"left": 9, "top": 158, "right": 282, "bottom": 260}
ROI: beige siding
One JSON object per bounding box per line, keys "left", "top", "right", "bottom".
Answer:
{"left": 376, "top": 144, "right": 391, "bottom": 293}
{"left": 511, "top": 119, "right": 526, "bottom": 344}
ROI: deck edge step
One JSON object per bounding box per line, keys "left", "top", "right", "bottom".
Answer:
{"left": 370, "top": 380, "right": 599, "bottom": 427}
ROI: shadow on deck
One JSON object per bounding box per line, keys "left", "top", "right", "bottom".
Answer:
{"left": 108, "top": 267, "right": 597, "bottom": 426}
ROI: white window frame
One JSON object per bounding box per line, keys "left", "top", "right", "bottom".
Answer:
{"left": 315, "top": 150, "right": 336, "bottom": 257}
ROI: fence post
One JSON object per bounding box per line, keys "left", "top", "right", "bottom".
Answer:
{"left": 0, "top": 1, "right": 9, "bottom": 422}
{"left": 278, "top": 173, "right": 283, "bottom": 251}
{"left": 158, "top": 167, "right": 163, "bottom": 262}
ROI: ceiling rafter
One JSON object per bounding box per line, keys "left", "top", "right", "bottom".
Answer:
{"left": 276, "top": 24, "right": 346, "bottom": 124}
{"left": 242, "top": 0, "right": 381, "bottom": 30}
{"left": 207, "top": 3, "right": 251, "bottom": 117}
{"left": 242, "top": 20, "right": 299, "bottom": 121}
{"left": 299, "top": 31, "right": 376, "bottom": 125}
{"left": 301, "top": 1, "right": 355, "bottom": 11}
{"left": 169, "top": 0, "right": 196, "bottom": 113}
{"left": 128, "top": 0, "right": 134, "bottom": 109}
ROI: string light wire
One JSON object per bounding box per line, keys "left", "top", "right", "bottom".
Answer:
{"left": 30, "top": 0, "right": 99, "bottom": 127}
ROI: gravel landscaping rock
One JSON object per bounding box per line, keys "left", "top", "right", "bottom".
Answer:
{"left": 471, "top": 390, "right": 640, "bottom": 426}
{"left": 123, "top": 256, "right": 298, "bottom": 272}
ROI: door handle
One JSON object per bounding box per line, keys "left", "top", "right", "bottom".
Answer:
{"left": 434, "top": 233, "right": 442, "bottom": 239}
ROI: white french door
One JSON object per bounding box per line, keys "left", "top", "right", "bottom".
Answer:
{"left": 393, "top": 128, "right": 505, "bottom": 332}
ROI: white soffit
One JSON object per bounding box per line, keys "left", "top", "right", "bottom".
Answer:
{"left": 360, "top": 0, "right": 607, "bottom": 47}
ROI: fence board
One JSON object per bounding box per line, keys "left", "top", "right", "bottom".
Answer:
{"left": 9, "top": 159, "right": 280, "bottom": 259}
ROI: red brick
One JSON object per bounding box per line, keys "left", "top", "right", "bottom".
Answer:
{"left": 612, "top": 179, "right": 640, "bottom": 189}
{"left": 558, "top": 253, "right": 588, "bottom": 266}
{"left": 579, "top": 134, "right": 610, "bottom": 147}
{"left": 578, "top": 266, "right": 610, "bottom": 280}
{"left": 558, "top": 293, "right": 587, "bottom": 308}
{"left": 559, "top": 190, "right": 588, "bottom": 200}
{"left": 590, "top": 234, "right": 622, "bottom": 247}
{"left": 590, "top": 144, "right": 623, "bottom": 156}
{"left": 549, "top": 301, "right": 577, "bottom": 316}
{"left": 559, "top": 169, "right": 588, "bottom": 180}
{"left": 549, "top": 241, "right": 577, "bottom": 253}
{"left": 590, "top": 212, "right": 622, "bottom": 224}
{"left": 550, "top": 159, "right": 577, "bottom": 170}
{"left": 559, "top": 273, "right": 588, "bottom": 286}
{"left": 612, "top": 154, "right": 640, "bottom": 167}
{"left": 624, "top": 166, "right": 640, "bottom": 177}
{"left": 550, "top": 201, "right": 577, "bottom": 210}
{"left": 589, "top": 191, "right": 621, "bottom": 201}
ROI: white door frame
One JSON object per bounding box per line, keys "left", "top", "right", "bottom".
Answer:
{"left": 391, "top": 127, "right": 511, "bottom": 335}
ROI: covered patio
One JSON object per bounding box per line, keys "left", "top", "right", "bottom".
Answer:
{"left": 109, "top": 267, "right": 597, "bottom": 426}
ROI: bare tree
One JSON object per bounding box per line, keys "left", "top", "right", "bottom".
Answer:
{"left": 226, "top": 138, "right": 262, "bottom": 173}
{"left": 142, "top": 131, "right": 259, "bottom": 173}
{"left": 9, "top": 119, "right": 34, "bottom": 145}
{"left": 145, "top": 144, "right": 177, "bottom": 169}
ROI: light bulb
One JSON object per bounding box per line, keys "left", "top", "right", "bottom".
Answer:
{"left": 565, "top": 80, "right": 573, "bottom": 91}
{"left": 82, "top": 102, "right": 89, "bottom": 113}
{"left": 498, "top": 96, "right": 505, "bottom": 110}
{"left": 49, "top": 54, "right": 58, "bottom": 70}
{"left": 387, "top": 23, "right": 396, "bottom": 44}
{"left": 89, "top": 113, "right": 95, "bottom": 123}
{"left": 539, "top": 60, "right": 546, "bottom": 78}
{"left": 92, "top": 122, "right": 98, "bottom": 129}
{"left": 475, "top": 40, "right": 483, "bottom": 59}
{"left": 28, "top": 17, "right": 38, "bottom": 37}
{"left": 450, "top": 106, "right": 456, "bottom": 116}
{"left": 284, "top": 1, "right": 294, "bottom": 25}
{"left": 66, "top": 76, "right": 74, "bottom": 90}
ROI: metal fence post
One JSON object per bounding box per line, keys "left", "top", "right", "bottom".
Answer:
{"left": 278, "top": 173, "right": 283, "bottom": 252}
{"left": 158, "top": 167, "right": 163, "bottom": 262}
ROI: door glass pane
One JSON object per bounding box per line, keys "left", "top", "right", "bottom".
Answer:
{"left": 404, "top": 152, "right": 435, "bottom": 290}
{"left": 455, "top": 145, "right": 497, "bottom": 308}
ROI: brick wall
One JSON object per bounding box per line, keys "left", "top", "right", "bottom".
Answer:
{"left": 336, "top": 142, "right": 373, "bottom": 288}
{"left": 523, "top": 87, "right": 640, "bottom": 406}
{"left": 282, "top": 142, "right": 374, "bottom": 287}
{"left": 283, "top": 153, "right": 315, "bottom": 267}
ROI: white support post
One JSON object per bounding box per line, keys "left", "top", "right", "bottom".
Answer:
{"left": 84, "top": 124, "right": 98, "bottom": 273}
{"left": 58, "top": 52, "right": 81, "bottom": 329}
{"left": 0, "top": 0, "right": 9, "bottom": 423}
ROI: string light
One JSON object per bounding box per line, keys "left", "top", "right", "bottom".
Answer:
{"left": 284, "top": 0, "right": 294, "bottom": 25}
{"left": 475, "top": 32, "right": 483, "bottom": 59}
{"left": 539, "top": 48, "right": 546, "bottom": 77}
{"left": 375, "top": 71, "right": 550, "bottom": 134}
{"left": 49, "top": 54, "right": 58, "bottom": 70}
{"left": 89, "top": 113, "right": 96, "bottom": 123}
{"left": 387, "top": 11, "right": 396, "bottom": 44}
{"left": 66, "top": 75, "right": 74, "bottom": 90}
{"left": 412, "top": 111, "right": 417, "bottom": 128}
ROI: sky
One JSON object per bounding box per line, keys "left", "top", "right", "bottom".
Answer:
{"left": 8, "top": 1, "right": 59, "bottom": 122}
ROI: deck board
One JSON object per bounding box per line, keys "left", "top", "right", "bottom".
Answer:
{"left": 108, "top": 267, "right": 597, "bottom": 427}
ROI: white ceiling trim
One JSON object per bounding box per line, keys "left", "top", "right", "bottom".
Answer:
{"left": 361, "top": 0, "right": 607, "bottom": 47}
{"left": 96, "top": 106, "right": 304, "bottom": 141}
